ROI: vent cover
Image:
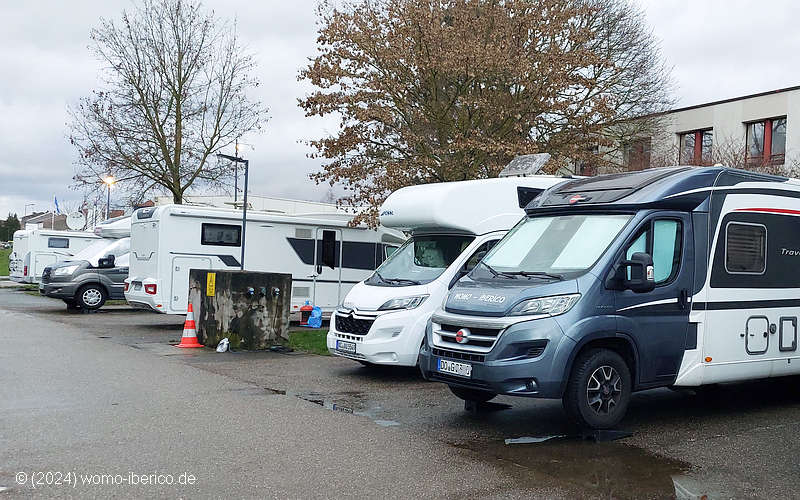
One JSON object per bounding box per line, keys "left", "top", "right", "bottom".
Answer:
{"left": 295, "top": 228, "right": 313, "bottom": 239}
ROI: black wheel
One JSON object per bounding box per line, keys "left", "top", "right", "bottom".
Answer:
{"left": 63, "top": 299, "right": 81, "bottom": 310}
{"left": 563, "top": 348, "right": 631, "bottom": 429}
{"left": 449, "top": 385, "right": 497, "bottom": 403}
{"left": 76, "top": 284, "right": 106, "bottom": 310}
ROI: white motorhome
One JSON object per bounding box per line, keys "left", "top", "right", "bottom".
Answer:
{"left": 124, "top": 205, "right": 406, "bottom": 317}
{"left": 9, "top": 229, "right": 100, "bottom": 283}
{"left": 326, "top": 176, "right": 570, "bottom": 366}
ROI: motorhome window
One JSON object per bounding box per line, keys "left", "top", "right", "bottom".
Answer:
{"left": 479, "top": 214, "right": 631, "bottom": 278}
{"left": 385, "top": 245, "right": 399, "bottom": 258}
{"left": 369, "top": 235, "right": 474, "bottom": 285}
{"left": 48, "top": 237, "right": 69, "bottom": 249}
{"left": 321, "top": 230, "right": 337, "bottom": 269}
{"left": 624, "top": 219, "right": 682, "bottom": 284}
{"left": 725, "top": 222, "right": 766, "bottom": 274}
{"left": 464, "top": 240, "right": 500, "bottom": 272}
{"left": 201, "top": 223, "right": 241, "bottom": 247}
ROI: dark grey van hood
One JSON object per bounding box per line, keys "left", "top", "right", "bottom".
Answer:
{"left": 445, "top": 278, "right": 579, "bottom": 317}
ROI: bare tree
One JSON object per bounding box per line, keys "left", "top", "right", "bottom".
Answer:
{"left": 69, "top": 0, "right": 268, "bottom": 204}
{"left": 299, "top": 0, "right": 674, "bottom": 225}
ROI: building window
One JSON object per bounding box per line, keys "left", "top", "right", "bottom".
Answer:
{"left": 746, "top": 117, "right": 786, "bottom": 166}
{"left": 679, "top": 129, "right": 713, "bottom": 165}
{"left": 623, "top": 137, "right": 652, "bottom": 171}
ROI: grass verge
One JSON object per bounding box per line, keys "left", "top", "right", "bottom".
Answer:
{"left": 288, "top": 329, "right": 330, "bottom": 356}
{"left": 0, "top": 248, "right": 9, "bottom": 276}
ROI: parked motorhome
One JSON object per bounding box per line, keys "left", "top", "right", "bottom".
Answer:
{"left": 420, "top": 166, "right": 800, "bottom": 429}
{"left": 9, "top": 228, "right": 99, "bottom": 284}
{"left": 40, "top": 217, "right": 132, "bottom": 310}
{"left": 327, "top": 176, "right": 570, "bottom": 366}
{"left": 123, "top": 205, "right": 405, "bottom": 317}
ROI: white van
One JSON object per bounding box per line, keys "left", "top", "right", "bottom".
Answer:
{"left": 124, "top": 205, "right": 406, "bottom": 317}
{"left": 9, "top": 229, "right": 100, "bottom": 283}
{"left": 327, "top": 176, "right": 569, "bottom": 366}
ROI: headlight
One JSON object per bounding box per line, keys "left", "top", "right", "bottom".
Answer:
{"left": 378, "top": 295, "right": 429, "bottom": 311}
{"left": 54, "top": 265, "right": 80, "bottom": 276}
{"left": 508, "top": 294, "right": 581, "bottom": 317}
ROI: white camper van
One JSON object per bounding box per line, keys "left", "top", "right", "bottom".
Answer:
{"left": 9, "top": 229, "right": 100, "bottom": 283}
{"left": 124, "top": 205, "right": 406, "bottom": 317}
{"left": 327, "top": 176, "right": 569, "bottom": 366}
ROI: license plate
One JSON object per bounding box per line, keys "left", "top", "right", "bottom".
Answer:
{"left": 336, "top": 340, "right": 356, "bottom": 354}
{"left": 437, "top": 358, "right": 472, "bottom": 378}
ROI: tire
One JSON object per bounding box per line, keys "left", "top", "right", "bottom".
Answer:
{"left": 563, "top": 348, "right": 632, "bottom": 429}
{"left": 63, "top": 299, "right": 80, "bottom": 310}
{"left": 76, "top": 284, "right": 106, "bottom": 310}
{"left": 449, "top": 385, "right": 497, "bottom": 403}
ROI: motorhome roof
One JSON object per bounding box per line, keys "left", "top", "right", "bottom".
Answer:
{"left": 531, "top": 166, "right": 796, "bottom": 212}
{"left": 134, "top": 204, "right": 377, "bottom": 230}
{"left": 379, "top": 176, "right": 570, "bottom": 234}
{"left": 94, "top": 216, "right": 131, "bottom": 238}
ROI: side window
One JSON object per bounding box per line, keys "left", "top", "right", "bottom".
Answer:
{"left": 725, "top": 222, "right": 766, "bottom": 274}
{"left": 48, "top": 237, "right": 69, "bottom": 249}
{"left": 385, "top": 245, "right": 398, "bottom": 259}
{"left": 623, "top": 219, "right": 682, "bottom": 284}
{"left": 201, "top": 223, "right": 241, "bottom": 246}
{"left": 465, "top": 240, "right": 500, "bottom": 272}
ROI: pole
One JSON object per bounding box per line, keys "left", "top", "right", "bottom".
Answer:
{"left": 234, "top": 139, "right": 239, "bottom": 203}
{"left": 106, "top": 185, "right": 111, "bottom": 220}
{"left": 240, "top": 159, "right": 249, "bottom": 271}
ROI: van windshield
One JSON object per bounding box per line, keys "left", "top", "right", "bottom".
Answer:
{"left": 366, "top": 234, "right": 475, "bottom": 286}
{"left": 69, "top": 238, "right": 131, "bottom": 267}
{"left": 475, "top": 214, "right": 631, "bottom": 280}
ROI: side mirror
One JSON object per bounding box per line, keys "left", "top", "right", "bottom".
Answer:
{"left": 622, "top": 252, "right": 655, "bottom": 293}
{"left": 98, "top": 254, "right": 116, "bottom": 269}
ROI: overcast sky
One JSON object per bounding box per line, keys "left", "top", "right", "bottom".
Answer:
{"left": 1, "top": 0, "right": 799, "bottom": 219}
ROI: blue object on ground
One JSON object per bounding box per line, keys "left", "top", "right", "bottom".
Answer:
{"left": 307, "top": 306, "right": 323, "bottom": 328}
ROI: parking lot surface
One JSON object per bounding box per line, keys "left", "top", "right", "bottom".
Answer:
{"left": 2, "top": 287, "right": 799, "bottom": 498}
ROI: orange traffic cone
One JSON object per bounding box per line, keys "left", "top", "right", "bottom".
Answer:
{"left": 176, "top": 303, "right": 204, "bottom": 348}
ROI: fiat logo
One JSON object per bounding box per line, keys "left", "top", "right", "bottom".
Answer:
{"left": 455, "top": 328, "right": 470, "bottom": 344}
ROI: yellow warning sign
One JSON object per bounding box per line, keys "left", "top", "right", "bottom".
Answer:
{"left": 206, "top": 272, "right": 216, "bottom": 297}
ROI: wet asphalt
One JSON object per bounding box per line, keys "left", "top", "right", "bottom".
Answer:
{"left": 2, "top": 287, "right": 799, "bottom": 498}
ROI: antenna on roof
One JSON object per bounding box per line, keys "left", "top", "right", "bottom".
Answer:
{"left": 499, "top": 154, "right": 551, "bottom": 177}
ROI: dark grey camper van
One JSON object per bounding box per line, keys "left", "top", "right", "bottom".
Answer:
{"left": 420, "top": 166, "right": 800, "bottom": 428}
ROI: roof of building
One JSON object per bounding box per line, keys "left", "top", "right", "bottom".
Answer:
{"left": 668, "top": 85, "right": 800, "bottom": 115}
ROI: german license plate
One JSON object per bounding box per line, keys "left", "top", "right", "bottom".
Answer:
{"left": 437, "top": 358, "right": 472, "bottom": 378}
{"left": 336, "top": 340, "right": 356, "bottom": 354}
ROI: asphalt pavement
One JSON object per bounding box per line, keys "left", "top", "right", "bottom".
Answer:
{"left": 1, "top": 286, "right": 799, "bottom": 498}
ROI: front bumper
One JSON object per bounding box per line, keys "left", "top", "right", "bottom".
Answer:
{"left": 419, "top": 317, "right": 575, "bottom": 399}
{"left": 40, "top": 280, "right": 81, "bottom": 299}
{"left": 326, "top": 307, "right": 431, "bottom": 366}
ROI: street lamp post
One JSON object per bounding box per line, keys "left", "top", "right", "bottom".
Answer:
{"left": 216, "top": 154, "right": 249, "bottom": 270}
{"left": 103, "top": 176, "right": 116, "bottom": 219}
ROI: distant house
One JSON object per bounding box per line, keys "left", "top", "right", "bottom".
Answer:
{"left": 21, "top": 211, "right": 68, "bottom": 230}
{"left": 605, "top": 85, "right": 800, "bottom": 174}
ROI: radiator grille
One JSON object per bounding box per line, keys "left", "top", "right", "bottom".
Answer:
{"left": 334, "top": 313, "right": 374, "bottom": 335}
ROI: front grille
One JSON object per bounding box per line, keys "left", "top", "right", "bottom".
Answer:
{"left": 41, "top": 267, "right": 52, "bottom": 283}
{"left": 436, "top": 323, "right": 502, "bottom": 350}
{"left": 334, "top": 313, "right": 374, "bottom": 335}
{"left": 432, "top": 347, "right": 485, "bottom": 363}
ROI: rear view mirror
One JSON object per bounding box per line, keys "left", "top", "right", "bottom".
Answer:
{"left": 622, "top": 252, "right": 655, "bottom": 293}
{"left": 98, "top": 254, "right": 116, "bottom": 269}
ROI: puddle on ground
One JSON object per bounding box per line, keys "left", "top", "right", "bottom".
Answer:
{"left": 290, "top": 391, "right": 401, "bottom": 427}
{"left": 451, "top": 436, "right": 712, "bottom": 499}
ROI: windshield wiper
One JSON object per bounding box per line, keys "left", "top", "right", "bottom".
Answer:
{"left": 478, "top": 261, "right": 519, "bottom": 279}
{"left": 372, "top": 271, "right": 389, "bottom": 284}
{"left": 384, "top": 277, "right": 422, "bottom": 285}
{"left": 502, "top": 271, "right": 565, "bottom": 281}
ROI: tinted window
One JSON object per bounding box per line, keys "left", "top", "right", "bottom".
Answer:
{"left": 48, "top": 237, "right": 69, "bottom": 249}
{"left": 726, "top": 222, "right": 766, "bottom": 274}
{"left": 201, "top": 224, "right": 241, "bottom": 247}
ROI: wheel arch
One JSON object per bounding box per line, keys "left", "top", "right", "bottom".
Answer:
{"left": 559, "top": 332, "right": 640, "bottom": 396}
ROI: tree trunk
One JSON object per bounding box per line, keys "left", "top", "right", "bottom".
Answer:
{"left": 173, "top": 190, "right": 182, "bottom": 204}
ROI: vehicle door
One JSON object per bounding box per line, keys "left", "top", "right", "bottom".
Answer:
{"left": 312, "top": 228, "right": 342, "bottom": 309}
{"left": 105, "top": 254, "right": 131, "bottom": 300}
{"left": 613, "top": 212, "right": 694, "bottom": 385}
